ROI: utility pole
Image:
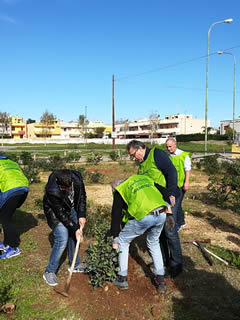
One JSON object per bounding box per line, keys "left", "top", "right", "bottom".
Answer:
{"left": 112, "top": 74, "right": 115, "bottom": 151}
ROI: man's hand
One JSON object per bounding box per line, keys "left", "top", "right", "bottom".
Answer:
{"left": 183, "top": 182, "right": 189, "bottom": 191}
{"left": 79, "top": 217, "right": 86, "bottom": 229}
{"left": 165, "top": 214, "right": 175, "bottom": 231}
{"left": 75, "top": 228, "right": 82, "bottom": 240}
{"left": 170, "top": 195, "right": 175, "bottom": 207}
{"left": 112, "top": 243, "right": 119, "bottom": 250}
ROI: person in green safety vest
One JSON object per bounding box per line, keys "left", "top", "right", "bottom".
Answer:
{"left": 0, "top": 155, "right": 29, "bottom": 259}
{"left": 166, "top": 137, "right": 191, "bottom": 231}
{"left": 126, "top": 140, "right": 183, "bottom": 279}
{"left": 110, "top": 174, "right": 175, "bottom": 295}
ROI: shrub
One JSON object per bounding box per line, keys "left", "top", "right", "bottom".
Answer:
{"left": 20, "top": 151, "right": 33, "bottom": 165}
{"left": 87, "top": 153, "right": 103, "bottom": 165}
{"left": 109, "top": 151, "right": 119, "bottom": 161}
{"left": 0, "top": 277, "right": 14, "bottom": 305}
{"left": 88, "top": 171, "right": 104, "bottom": 183}
{"left": 1, "top": 152, "right": 18, "bottom": 162}
{"left": 34, "top": 198, "right": 43, "bottom": 210}
{"left": 65, "top": 152, "right": 81, "bottom": 162}
{"left": 85, "top": 218, "right": 119, "bottom": 288}
{"left": 198, "top": 154, "right": 220, "bottom": 175}
{"left": 84, "top": 204, "right": 112, "bottom": 237}
{"left": 207, "top": 159, "right": 240, "bottom": 212}
{"left": 22, "top": 166, "right": 40, "bottom": 184}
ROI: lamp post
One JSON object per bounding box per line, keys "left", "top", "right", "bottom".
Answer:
{"left": 217, "top": 51, "right": 236, "bottom": 142}
{"left": 204, "top": 18, "right": 233, "bottom": 154}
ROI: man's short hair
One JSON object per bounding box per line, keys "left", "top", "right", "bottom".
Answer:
{"left": 111, "top": 179, "right": 125, "bottom": 191}
{"left": 55, "top": 169, "right": 72, "bottom": 187}
{"left": 126, "top": 140, "right": 146, "bottom": 151}
{"left": 166, "top": 137, "right": 177, "bottom": 144}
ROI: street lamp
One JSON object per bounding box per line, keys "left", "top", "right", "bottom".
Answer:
{"left": 217, "top": 51, "right": 236, "bottom": 142}
{"left": 204, "top": 18, "right": 233, "bottom": 154}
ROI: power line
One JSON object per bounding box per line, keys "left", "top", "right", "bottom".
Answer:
{"left": 115, "top": 44, "right": 240, "bottom": 82}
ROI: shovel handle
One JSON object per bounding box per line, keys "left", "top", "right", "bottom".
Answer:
{"left": 65, "top": 227, "right": 82, "bottom": 292}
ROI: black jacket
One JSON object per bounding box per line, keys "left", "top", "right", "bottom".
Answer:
{"left": 43, "top": 170, "right": 86, "bottom": 232}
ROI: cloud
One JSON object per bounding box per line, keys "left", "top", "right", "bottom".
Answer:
{"left": 0, "top": 14, "right": 16, "bottom": 24}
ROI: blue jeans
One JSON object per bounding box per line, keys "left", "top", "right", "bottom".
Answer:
{"left": 45, "top": 209, "right": 80, "bottom": 273}
{"left": 177, "top": 187, "right": 185, "bottom": 227}
{"left": 160, "top": 193, "right": 182, "bottom": 268}
{"left": 118, "top": 212, "right": 166, "bottom": 277}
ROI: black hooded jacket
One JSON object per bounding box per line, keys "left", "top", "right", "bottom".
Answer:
{"left": 43, "top": 170, "right": 86, "bottom": 232}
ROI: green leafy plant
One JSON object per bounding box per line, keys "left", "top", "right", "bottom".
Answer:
{"left": 87, "top": 171, "right": 104, "bottom": 183}
{"left": 85, "top": 218, "right": 119, "bottom": 288}
{"left": 65, "top": 152, "right": 81, "bottom": 162}
{"left": 34, "top": 198, "right": 43, "bottom": 209}
{"left": 20, "top": 151, "right": 33, "bottom": 165}
{"left": 0, "top": 277, "right": 14, "bottom": 305}
{"left": 198, "top": 154, "right": 220, "bottom": 175}
{"left": 109, "top": 151, "right": 119, "bottom": 161}
{"left": 231, "top": 252, "right": 240, "bottom": 269}
{"left": 87, "top": 152, "right": 103, "bottom": 165}
{"left": 22, "top": 166, "right": 40, "bottom": 184}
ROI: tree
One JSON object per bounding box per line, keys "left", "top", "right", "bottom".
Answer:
{"left": 77, "top": 114, "right": 89, "bottom": 138}
{"left": 225, "top": 127, "right": 236, "bottom": 141}
{"left": 40, "top": 110, "right": 56, "bottom": 138}
{"left": 26, "top": 118, "right": 36, "bottom": 124}
{"left": 0, "top": 112, "right": 11, "bottom": 145}
{"left": 95, "top": 127, "right": 105, "bottom": 138}
{"left": 149, "top": 112, "right": 160, "bottom": 141}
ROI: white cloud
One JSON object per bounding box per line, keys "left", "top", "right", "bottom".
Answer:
{"left": 0, "top": 14, "right": 16, "bottom": 24}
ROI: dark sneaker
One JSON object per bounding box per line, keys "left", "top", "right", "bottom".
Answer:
{"left": 113, "top": 275, "right": 128, "bottom": 289}
{"left": 154, "top": 276, "right": 167, "bottom": 295}
{"left": 68, "top": 263, "right": 88, "bottom": 273}
{"left": 170, "top": 264, "right": 183, "bottom": 278}
{"left": 0, "top": 241, "right": 9, "bottom": 252}
{"left": 43, "top": 272, "right": 58, "bottom": 286}
{"left": 0, "top": 247, "right": 20, "bottom": 259}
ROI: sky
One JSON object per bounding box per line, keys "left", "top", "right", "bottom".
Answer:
{"left": 0, "top": 0, "right": 240, "bottom": 128}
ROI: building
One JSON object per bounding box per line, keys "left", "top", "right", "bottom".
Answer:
{"left": 11, "top": 115, "right": 27, "bottom": 139}
{"left": 27, "top": 120, "right": 61, "bottom": 139}
{"left": 220, "top": 118, "right": 240, "bottom": 136}
{"left": 115, "top": 114, "right": 208, "bottom": 139}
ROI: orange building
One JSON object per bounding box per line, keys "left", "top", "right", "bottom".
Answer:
{"left": 10, "top": 115, "right": 27, "bottom": 139}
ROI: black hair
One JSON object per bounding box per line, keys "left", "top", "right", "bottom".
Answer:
{"left": 55, "top": 169, "right": 72, "bottom": 187}
{"left": 126, "top": 140, "right": 146, "bottom": 151}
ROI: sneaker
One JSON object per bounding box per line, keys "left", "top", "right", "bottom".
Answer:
{"left": 0, "top": 247, "right": 20, "bottom": 259}
{"left": 113, "top": 275, "right": 128, "bottom": 289}
{"left": 68, "top": 263, "right": 88, "bottom": 273}
{"left": 0, "top": 241, "right": 9, "bottom": 252}
{"left": 43, "top": 272, "right": 58, "bottom": 286}
{"left": 154, "top": 275, "right": 167, "bottom": 295}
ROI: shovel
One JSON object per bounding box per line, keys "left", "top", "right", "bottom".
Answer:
{"left": 54, "top": 227, "right": 82, "bottom": 297}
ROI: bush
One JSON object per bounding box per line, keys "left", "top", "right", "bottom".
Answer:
{"left": 87, "top": 153, "right": 103, "bottom": 165}
{"left": 198, "top": 154, "right": 220, "bottom": 175}
{"left": 85, "top": 218, "right": 119, "bottom": 288}
{"left": 65, "top": 152, "right": 81, "bottom": 162}
{"left": 207, "top": 159, "right": 240, "bottom": 212}
{"left": 34, "top": 198, "right": 43, "bottom": 210}
{"left": 20, "top": 151, "right": 33, "bottom": 165}
{"left": 87, "top": 171, "right": 104, "bottom": 183}
{"left": 84, "top": 204, "right": 112, "bottom": 237}
{"left": 1, "top": 152, "right": 18, "bottom": 162}
{"left": 0, "top": 277, "right": 14, "bottom": 305}
{"left": 109, "top": 151, "right": 119, "bottom": 161}
{"left": 22, "top": 166, "right": 40, "bottom": 184}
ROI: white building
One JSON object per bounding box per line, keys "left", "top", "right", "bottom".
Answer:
{"left": 115, "top": 114, "right": 208, "bottom": 139}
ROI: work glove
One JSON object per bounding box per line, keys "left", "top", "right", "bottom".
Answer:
{"left": 165, "top": 214, "right": 175, "bottom": 231}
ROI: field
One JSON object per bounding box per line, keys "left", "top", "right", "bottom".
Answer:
{"left": 0, "top": 159, "right": 239, "bottom": 320}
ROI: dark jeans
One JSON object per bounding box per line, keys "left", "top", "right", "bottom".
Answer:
{"left": 160, "top": 190, "right": 182, "bottom": 268}
{"left": 177, "top": 187, "right": 185, "bottom": 227}
{"left": 0, "top": 192, "right": 28, "bottom": 248}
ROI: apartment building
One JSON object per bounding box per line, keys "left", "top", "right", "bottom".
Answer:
{"left": 220, "top": 118, "right": 240, "bottom": 135}
{"left": 115, "top": 114, "right": 208, "bottom": 139}
{"left": 11, "top": 116, "right": 27, "bottom": 139}
{"left": 27, "top": 120, "right": 61, "bottom": 139}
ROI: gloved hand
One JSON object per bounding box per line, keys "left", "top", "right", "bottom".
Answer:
{"left": 165, "top": 214, "right": 175, "bottom": 231}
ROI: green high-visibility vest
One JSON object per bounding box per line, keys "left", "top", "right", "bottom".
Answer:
{"left": 169, "top": 152, "right": 190, "bottom": 188}
{"left": 0, "top": 159, "right": 29, "bottom": 192}
{"left": 115, "top": 174, "right": 167, "bottom": 221}
{"left": 138, "top": 147, "right": 166, "bottom": 187}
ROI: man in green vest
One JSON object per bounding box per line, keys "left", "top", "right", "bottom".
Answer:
{"left": 0, "top": 155, "right": 29, "bottom": 259}
{"left": 127, "top": 140, "right": 183, "bottom": 279}
{"left": 166, "top": 137, "right": 191, "bottom": 231}
{"left": 110, "top": 174, "right": 174, "bottom": 294}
